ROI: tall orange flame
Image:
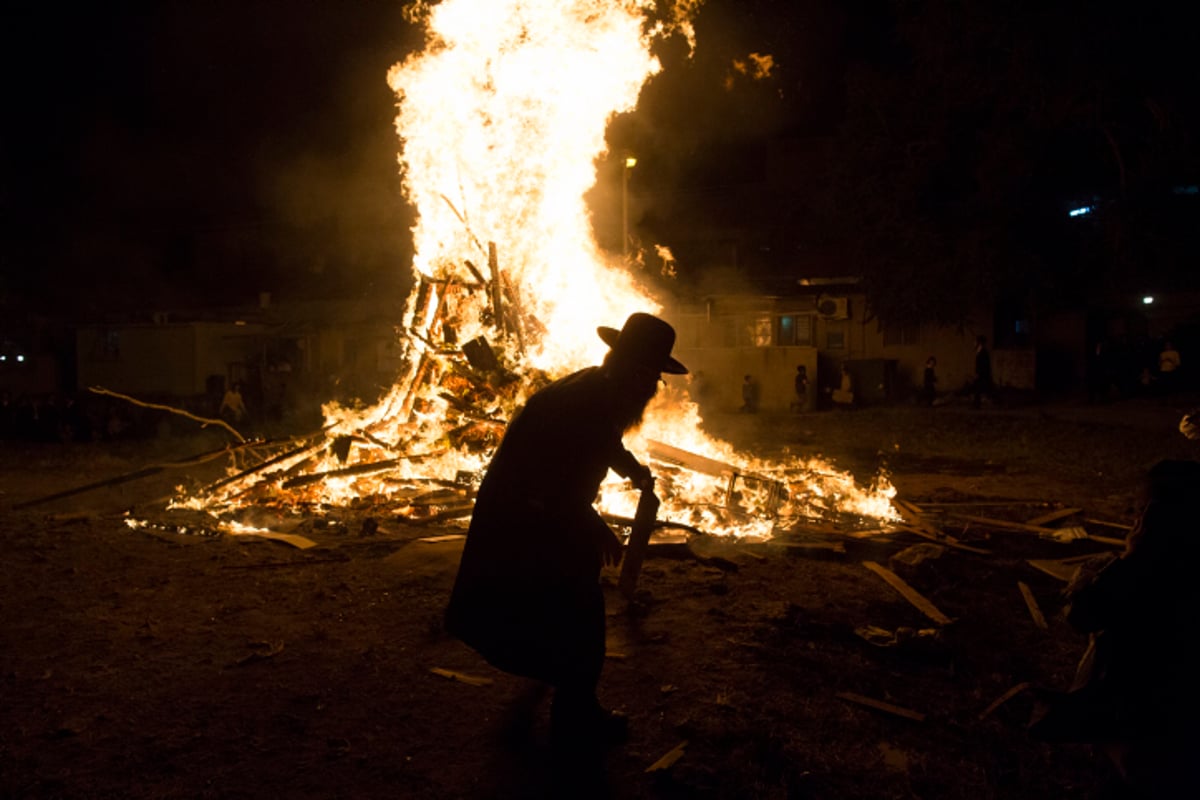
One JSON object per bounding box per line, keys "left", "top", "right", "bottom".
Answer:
{"left": 182, "top": 0, "right": 898, "bottom": 538}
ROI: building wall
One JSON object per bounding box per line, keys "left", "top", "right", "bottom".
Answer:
{"left": 675, "top": 345, "right": 819, "bottom": 412}
{"left": 77, "top": 322, "right": 268, "bottom": 397}
{"left": 667, "top": 292, "right": 998, "bottom": 409}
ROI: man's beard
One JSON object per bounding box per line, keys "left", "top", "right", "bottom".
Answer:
{"left": 612, "top": 376, "right": 658, "bottom": 434}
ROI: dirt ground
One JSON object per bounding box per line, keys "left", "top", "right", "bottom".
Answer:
{"left": 3, "top": 393, "right": 1198, "bottom": 799}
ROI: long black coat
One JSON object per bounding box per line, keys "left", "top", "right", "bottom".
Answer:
{"left": 445, "top": 367, "right": 644, "bottom": 686}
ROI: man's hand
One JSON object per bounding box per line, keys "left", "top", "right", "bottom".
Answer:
{"left": 631, "top": 463, "right": 654, "bottom": 492}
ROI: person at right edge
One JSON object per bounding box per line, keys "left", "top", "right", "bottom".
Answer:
{"left": 1030, "top": 459, "right": 1200, "bottom": 797}
{"left": 444, "top": 312, "right": 687, "bottom": 756}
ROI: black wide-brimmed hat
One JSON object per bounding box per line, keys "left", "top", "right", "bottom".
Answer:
{"left": 597, "top": 312, "right": 688, "bottom": 375}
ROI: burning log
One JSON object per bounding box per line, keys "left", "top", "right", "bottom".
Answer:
{"left": 488, "top": 241, "right": 505, "bottom": 337}
{"left": 195, "top": 436, "right": 327, "bottom": 499}
{"left": 461, "top": 336, "right": 502, "bottom": 374}
{"left": 438, "top": 194, "right": 486, "bottom": 258}
{"left": 282, "top": 458, "right": 406, "bottom": 490}
{"left": 408, "top": 504, "right": 476, "bottom": 525}
{"left": 646, "top": 439, "right": 786, "bottom": 517}
{"left": 462, "top": 259, "right": 488, "bottom": 288}
{"left": 498, "top": 270, "right": 528, "bottom": 354}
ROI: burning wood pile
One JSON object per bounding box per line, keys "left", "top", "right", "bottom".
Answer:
{"left": 24, "top": 1, "right": 904, "bottom": 543}
{"left": 161, "top": 241, "right": 825, "bottom": 541}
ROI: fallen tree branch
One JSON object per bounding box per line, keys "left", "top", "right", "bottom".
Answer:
{"left": 89, "top": 385, "right": 245, "bottom": 442}
{"left": 14, "top": 441, "right": 246, "bottom": 510}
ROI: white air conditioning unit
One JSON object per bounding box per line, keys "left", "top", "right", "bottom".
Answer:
{"left": 816, "top": 296, "right": 849, "bottom": 320}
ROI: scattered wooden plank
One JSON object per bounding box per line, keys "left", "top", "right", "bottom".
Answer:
{"left": 894, "top": 524, "right": 993, "bottom": 556}
{"left": 13, "top": 465, "right": 166, "bottom": 510}
{"left": 1085, "top": 518, "right": 1134, "bottom": 531}
{"left": 223, "top": 556, "right": 349, "bottom": 569}
{"left": 1058, "top": 553, "right": 1106, "bottom": 564}
{"left": 646, "top": 741, "right": 689, "bottom": 773}
{"left": 1017, "top": 581, "right": 1049, "bottom": 629}
{"left": 1086, "top": 534, "right": 1127, "bottom": 547}
{"left": 408, "top": 504, "right": 476, "bottom": 525}
{"left": 836, "top": 692, "right": 926, "bottom": 722}
{"left": 777, "top": 541, "right": 846, "bottom": 553}
{"left": 1027, "top": 559, "right": 1082, "bottom": 582}
{"left": 895, "top": 499, "right": 926, "bottom": 516}
{"left": 862, "top": 561, "right": 953, "bottom": 625}
{"left": 946, "top": 513, "right": 1058, "bottom": 536}
{"left": 429, "top": 667, "right": 493, "bottom": 687}
{"left": 978, "top": 682, "right": 1032, "bottom": 720}
{"left": 418, "top": 534, "right": 467, "bottom": 543}
{"left": 226, "top": 529, "right": 318, "bottom": 549}
{"left": 918, "top": 500, "right": 1045, "bottom": 507}
{"left": 230, "top": 640, "right": 285, "bottom": 667}
{"left": 1025, "top": 507, "right": 1082, "bottom": 527}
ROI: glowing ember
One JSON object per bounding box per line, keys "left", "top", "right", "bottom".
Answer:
{"left": 180, "top": 0, "right": 898, "bottom": 538}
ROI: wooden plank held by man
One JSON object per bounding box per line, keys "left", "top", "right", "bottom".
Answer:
{"left": 619, "top": 490, "right": 661, "bottom": 600}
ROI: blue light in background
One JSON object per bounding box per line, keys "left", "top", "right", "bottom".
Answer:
{"left": 1068, "top": 206, "right": 1094, "bottom": 217}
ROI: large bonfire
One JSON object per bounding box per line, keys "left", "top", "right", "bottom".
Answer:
{"left": 172, "top": 0, "right": 897, "bottom": 540}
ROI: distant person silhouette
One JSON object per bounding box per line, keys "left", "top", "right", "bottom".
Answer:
{"left": 790, "top": 365, "right": 809, "bottom": 412}
{"left": 920, "top": 356, "right": 938, "bottom": 406}
{"left": 831, "top": 364, "right": 854, "bottom": 408}
{"left": 219, "top": 382, "right": 247, "bottom": 424}
{"left": 971, "top": 336, "right": 994, "bottom": 408}
{"left": 1158, "top": 340, "right": 1181, "bottom": 395}
{"left": 740, "top": 374, "right": 758, "bottom": 413}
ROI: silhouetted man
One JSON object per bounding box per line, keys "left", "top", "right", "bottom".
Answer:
{"left": 445, "top": 312, "right": 687, "bottom": 748}
{"left": 1031, "top": 460, "right": 1200, "bottom": 796}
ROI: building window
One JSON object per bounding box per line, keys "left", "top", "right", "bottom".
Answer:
{"left": 882, "top": 321, "right": 920, "bottom": 346}
{"left": 753, "top": 314, "right": 772, "bottom": 347}
{"left": 777, "top": 314, "right": 814, "bottom": 346}
{"left": 826, "top": 327, "right": 846, "bottom": 349}
{"left": 91, "top": 329, "right": 121, "bottom": 361}
{"left": 737, "top": 314, "right": 773, "bottom": 347}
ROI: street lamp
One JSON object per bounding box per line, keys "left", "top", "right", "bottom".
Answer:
{"left": 622, "top": 155, "right": 637, "bottom": 260}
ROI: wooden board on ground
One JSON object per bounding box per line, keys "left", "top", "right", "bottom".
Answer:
{"left": 1025, "top": 507, "right": 1082, "bottom": 527}
{"left": 862, "top": 561, "right": 953, "bottom": 625}
{"left": 1017, "top": 581, "right": 1048, "bottom": 629}
{"left": 429, "top": 667, "right": 493, "bottom": 687}
{"left": 836, "top": 692, "right": 926, "bottom": 722}
{"left": 978, "top": 682, "right": 1032, "bottom": 720}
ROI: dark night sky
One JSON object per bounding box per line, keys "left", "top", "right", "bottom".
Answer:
{"left": 2, "top": 1, "right": 1197, "bottom": 316}
{"left": 2, "top": 1, "right": 421, "bottom": 310}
